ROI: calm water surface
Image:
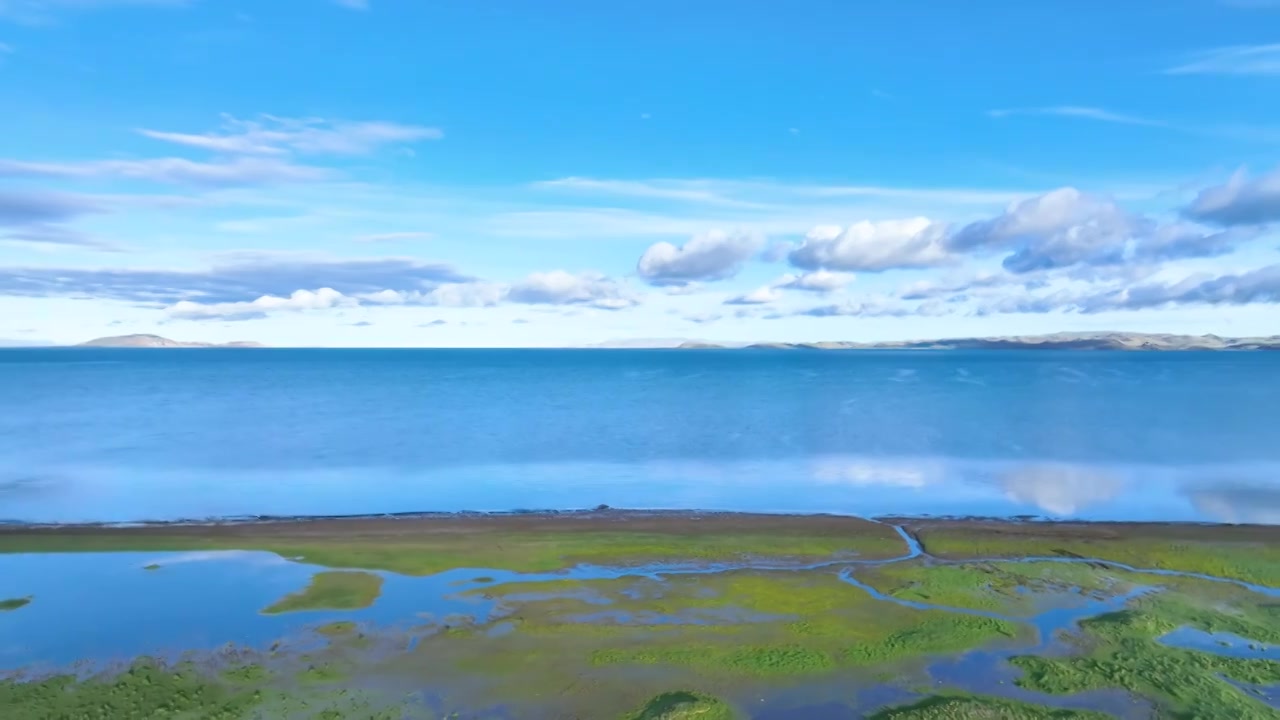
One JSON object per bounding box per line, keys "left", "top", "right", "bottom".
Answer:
{"left": 1, "top": 348, "right": 1278, "bottom": 524}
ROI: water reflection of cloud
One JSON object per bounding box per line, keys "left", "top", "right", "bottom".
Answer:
{"left": 812, "top": 459, "right": 940, "bottom": 489}
{"left": 1185, "top": 483, "right": 1280, "bottom": 525}
{"left": 144, "top": 550, "right": 290, "bottom": 568}
{"left": 1000, "top": 464, "right": 1122, "bottom": 516}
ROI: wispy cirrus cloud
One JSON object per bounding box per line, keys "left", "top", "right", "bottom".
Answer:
{"left": 138, "top": 115, "right": 440, "bottom": 156}
{"left": 0, "top": 254, "right": 471, "bottom": 305}
{"left": 0, "top": 157, "right": 331, "bottom": 187}
{"left": 987, "top": 106, "right": 1165, "bottom": 127}
{"left": 0, "top": 189, "right": 116, "bottom": 250}
{"left": 1165, "top": 43, "right": 1280, "bottom": 75}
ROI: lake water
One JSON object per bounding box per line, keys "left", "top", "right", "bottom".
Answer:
{"left": 1, "top": 348, "right": 1278, "bottom": 524}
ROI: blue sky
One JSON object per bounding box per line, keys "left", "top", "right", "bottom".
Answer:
{"left": 0, "top": 0, "right": 1278, "bottom": 346}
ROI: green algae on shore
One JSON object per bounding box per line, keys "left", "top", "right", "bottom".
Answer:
{"left": 0, "top": 596, "right": 31, "bottom": 611}
{"left": 906, "top": 519, "right": 1280, "bottom": 587}
{"left": 0, "top": 661, "right": 264, "bottom": 720}
{"left": 0, "top": 660, "right": 405, "bottom": 720}
{"left": 454, "top": 570, "right": 1022, "bottom": 681}
{"left": 262, "top": 571, "right": 384, "bottom": 614}
{"left": 0, "top": 513, "right": 907, "bottom": 575}
{"left": 4, "top": 514, "right": 1280, "bottom": 719}
{"left": 625, "top": 690, "right": 738, "bottom": 719}
{"left": 866, "top": 694, "right": 1113, "bottom": 719}
{"left": 1011, "top": 591, "right": 1280, "bottom": 720}
{"left": 856, "top": 559, "right": 1127, "bottom": 616}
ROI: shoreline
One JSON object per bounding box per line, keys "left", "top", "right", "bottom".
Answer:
{"left": 0, "top": 506, "right": 1273, "bottom": 533}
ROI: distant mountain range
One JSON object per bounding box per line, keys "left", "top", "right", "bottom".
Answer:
{"left": 31, "top": 331, "right": 1280, "bottom": 351}
{"left": 78, "top": 334, "right": 266, "bottom": 348}
{"left": 672, "top": 332, "right": 1280, "bottom": 351}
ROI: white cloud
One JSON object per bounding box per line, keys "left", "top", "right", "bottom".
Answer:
{"left": 508, "top": 270, "right": 637, "bottom": 310}
{"left": 359, "top": 282, "right": 506, "bottom": 308}
{"left": 138, "top": 115, "right": 440, "bottom": 156}
{"left": 637, "top": 229, "right": 764, "bottom": 286}
{"left": 952, "top": 188, "right": 1245, "bottom": 274}
{"left": 533, "top": 177, "right": 761, "bottom": 208}
{"left": 724, "top": 285, "right": 782, "bottom": 305}
{"left": 987, "top": 106, "right": 1163, "bottom": 127}
{"left": 0, "top": 157, "right": 330, "bottom": 186}
{"left": 788, "top": 218, "right": 951, "bottom": 272}
{"left": 167, "top": 287, "right": 353, "bottom": 320}
{"left": 778, "top": 270, "right": 853, "bottom": 293}
{"left": 1166, "top": 43, "right": 1280, "bottom": 75}
{"left": 1183, "top": 167, "right": 1280, "bottom": 226}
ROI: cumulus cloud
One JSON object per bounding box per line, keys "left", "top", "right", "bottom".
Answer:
{"left": 509, "top": 270, "right": 636, "bottom": 310}
{"left": 951, "top": 188, "right": 1243, "bottom": 274}
{"left": 788, "top": 218, "right": 950, "bottom": 272}
{"left": 950, "top": 188, "right": 1132, "bottom": 266}
{"left": 778, "top": 270, "right": 853, "bottom": 292}
{"left": 637, "top": 230, "right": 764, "bottom": 286}
{"left": 1000, "top": 464, "right": 1122, "bottom": 516}
{"left": 1183, "top": 168, "right": 1280, "bottom": 226}
{"left": 1084, "top": 264, "right": 1280, "bottom": 312}
{"left": 724, "top": 285, "right": 782, "bottom": 305}
{"left": 168, "top": 288, "right": 353, "bottom": 320}
{"left": 138, "top": 115, "right": 439, "bottom": 156}
{"left": 1165, "top": 43, "right": 1280, "bottom": 75}
{"left": 0, "top": 157, "right": 330, "bottom": 187}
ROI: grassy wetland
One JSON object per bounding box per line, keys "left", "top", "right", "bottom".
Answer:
{"left": 0, "top": 511, "right": 1277, "bottom": 719}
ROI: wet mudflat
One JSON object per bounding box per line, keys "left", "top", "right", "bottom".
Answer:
{"left": 0, "top": 511, "right": 1277, "bottom": 719}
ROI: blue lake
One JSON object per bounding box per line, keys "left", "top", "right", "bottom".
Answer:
{"left": 1, "top": 348, "right": 1278, "bottom": 524}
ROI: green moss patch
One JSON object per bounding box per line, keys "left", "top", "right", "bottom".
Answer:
{"left": 0, "top": 596, "right": 31, "bottom": 612}
{"left": 910, "top": 522, "right": 1280, "bottom": 587}
{"left": 867, "top": 694, "right": 1111, "bottom": 719}
{"left": 625, "top": 690, "right": 739, "bottom": 719}
{"left": 0, "top": 661, "right": 266, "bottom": 720}
{"left": 1011, "top": 591, "right": 1280, "bottom": 719}
{"left": 261, "top": 571, "right": 383, "bottom": 614}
